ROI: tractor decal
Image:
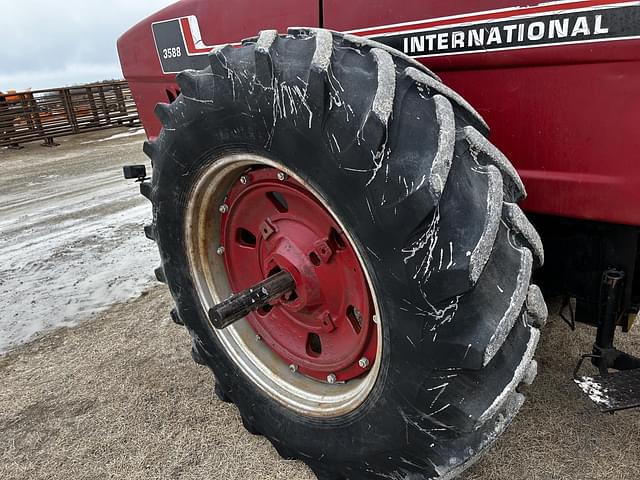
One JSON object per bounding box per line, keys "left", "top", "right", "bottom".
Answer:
{"left": 356, "top": 0, "right": 640, "bottom": 58}
{"left": 151, "top": 0, "right": 640, "bottom": 73}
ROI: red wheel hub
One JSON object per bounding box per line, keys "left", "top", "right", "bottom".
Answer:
{"left": 220, "top": 168, "right": 377, "bottom": 382}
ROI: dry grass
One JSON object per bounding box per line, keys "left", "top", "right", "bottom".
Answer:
{"left": 1, "top": 288, "right": 639, "bottom": 480}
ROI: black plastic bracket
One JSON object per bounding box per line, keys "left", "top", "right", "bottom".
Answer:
{"left": 122, "top": 164, "right": 147, "bottom": 182}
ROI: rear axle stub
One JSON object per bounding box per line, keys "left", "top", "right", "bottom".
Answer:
{"left": 208, "top": 270, "right": 295, "bottom": 329}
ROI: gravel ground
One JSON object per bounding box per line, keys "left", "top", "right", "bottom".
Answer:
{"left": 1, "top": 132, "right": 639, "bottom": 479}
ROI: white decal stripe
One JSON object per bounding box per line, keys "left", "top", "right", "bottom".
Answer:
{"left": 346, "top": 0, "right": 639, "bottom": 38}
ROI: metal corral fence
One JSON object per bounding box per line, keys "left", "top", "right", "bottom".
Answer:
{"left": 0, "top": 81, "right": 140, "bottom": 148}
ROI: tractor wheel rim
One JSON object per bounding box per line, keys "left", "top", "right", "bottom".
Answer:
{"left": 220, "top": 167, "right": 377, "bottom": 382}
{"left": 185, "top": 153, "right": 382, "bottom": 417}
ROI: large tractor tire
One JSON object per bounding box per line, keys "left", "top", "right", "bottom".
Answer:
{"left": 141, "top": 28, "right": 547, "bottom": 480}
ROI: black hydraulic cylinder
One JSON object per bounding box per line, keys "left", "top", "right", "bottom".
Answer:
{"left": 208, "top": 270, "right": 295, "bottom": 329}
{"left": 596, "top": 269, "right": 625, "bottom": 350}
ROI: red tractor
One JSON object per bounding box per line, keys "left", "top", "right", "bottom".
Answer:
{"left": 118, "top": 1, "right": 640, "bottom": 478}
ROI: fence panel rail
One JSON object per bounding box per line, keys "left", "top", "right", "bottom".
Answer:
{"left": 0, "top": 81, "right": 140, "bottom": 147}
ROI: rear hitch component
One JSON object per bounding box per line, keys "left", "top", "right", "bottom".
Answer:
{"left": 592, "top": 269, "right": 640, "bottom": 373}
{"left": 208, "top": 270, "right": 295, "bottom": 329}
{"left": 574, "top": 268, "right": 640, "bottom": 412}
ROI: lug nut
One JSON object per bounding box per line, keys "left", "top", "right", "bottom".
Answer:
{"left": 240, "top": 175, "right": 248, "bottom": 185}
{"left": 358, "top": 357, "right": 370, "bottom": 369}
{"left": 289, "top": 364, "right": 298, "bottom": 373}
{"left": 277, "top": 171, "right": 287, "bottom": 181}
{"left": 216, "top": 246, "right": 225, "bottom": 255}
{"left": 219, "top": 204, "right": 229, "bottom": 213}
{"left": 326, "top": 373, "right": 337, "bottom": 384}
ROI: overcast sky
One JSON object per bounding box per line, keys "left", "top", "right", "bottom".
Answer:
{"left": 1, "top": 0, "right": 176, "bottom": 91}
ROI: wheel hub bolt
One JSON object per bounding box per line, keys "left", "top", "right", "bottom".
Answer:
{"left": 219, "top": 204, "right": 229, "bottom": 213}
{"left": 240, "top": 175, "right": 248, "bottom": 185}
{"left": 276, "top": 171, "right": 287, "bottom": 181}
{"left": 326, "top": 373, "right": 337, "bottom": 384}
{"left": 216, "top": 246, "right": 225, "bottom": 255}
{"left": 358, "top": 357, "right": 370, "bottom": 369}
{"left": 289, "top": 364, "right": 298, "bottom": 373}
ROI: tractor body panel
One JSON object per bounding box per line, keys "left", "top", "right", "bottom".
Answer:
{"left": 118, "top": 0, "right": 640, "bottom": 227}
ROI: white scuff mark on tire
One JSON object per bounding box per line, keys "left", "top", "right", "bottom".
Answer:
{"left": 399, "top": 409, "right": 449, "bottom": 441}
{"left": 327, "top": 63, "right": 346, "bottom": 114}
{"left": 421, "top": 294, "right": 462, "bottom": 341}
{"left": 365, "top": 196, "right": 375, "bottom": 223}
{"left": 463, "top": 344, "right": 473, "bottom": 360}
{"left": 428, "top": 382, "right": 449, "bottom": 409}
{"left": 211, "top": 46, "right": 243, "bottom": 100}
{"left": 429, "top": 403, "right": 451, "bottom": 416}
{"left": 330, "top": 133, "right": 341, "bottom": 153}
{"left": 255, "top": 72, "right": 313, "bottom": 147}
{"left": 402, "top": 206, "right": 440, "bottom": 286}
{"left": 446, "top": 241, "right": 454, "bottom": 269}
{"left": 365, "top": 245, "right": 381, "bottom": 262}
{"left": 365, "top": 141, "right": 391, "bottom": 187}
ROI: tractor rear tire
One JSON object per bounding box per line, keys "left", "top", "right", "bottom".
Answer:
{"left": 141, "top": 28, "right": 547, "bottom": 480}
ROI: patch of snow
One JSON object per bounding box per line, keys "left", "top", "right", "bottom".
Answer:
{"left": 574, "top": 376, "right": 612, "bottom": 407}
{"left": 0, "top": 159, "right": 158, "bottom": 354}
{"left": 81, "top": 128, "right": 145, "bottom": 144}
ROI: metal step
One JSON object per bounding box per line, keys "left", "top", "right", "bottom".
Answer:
{"left": 575, "top": 369, "right": 640, "bottom": 413}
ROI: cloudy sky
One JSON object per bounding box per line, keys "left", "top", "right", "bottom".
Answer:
{"left": 1, "top": 0, "right": 176, "bottom": 91}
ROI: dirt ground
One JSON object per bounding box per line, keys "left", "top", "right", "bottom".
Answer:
{"left": 1, "top": 290, "right": 639, "bottom": 480}
{"left": 1, "top": 131, "right": 640, "bottom": 479}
